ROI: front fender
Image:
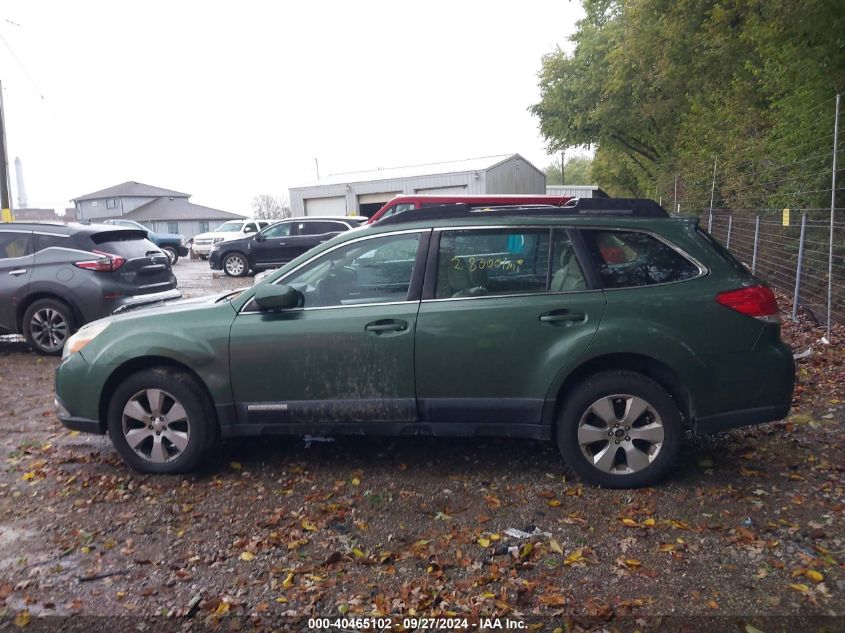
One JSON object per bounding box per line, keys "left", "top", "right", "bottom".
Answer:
{"left": 58, "top": 303, "right": 235, "bottom": 422}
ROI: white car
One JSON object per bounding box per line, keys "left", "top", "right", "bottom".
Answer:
{"left": 190, "top": 219, "right": 272, "bottom": 258}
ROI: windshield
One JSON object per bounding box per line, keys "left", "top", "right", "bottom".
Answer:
{"left": 216, "top": 221, "right": 243, "bottom": 232}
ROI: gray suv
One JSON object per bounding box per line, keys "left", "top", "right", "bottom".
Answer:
{"left": 0, "top": 222, "right": 180, "bottom": 354}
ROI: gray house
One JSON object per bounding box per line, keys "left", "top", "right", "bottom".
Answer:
{"left": 71, "top": 181, "right": 244, "bottom": 240}
{"left": 289, "top": 153, "right": 546, "bottom": 217}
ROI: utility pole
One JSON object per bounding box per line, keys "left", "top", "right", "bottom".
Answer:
{"left": 560, "top": 150, "right": 565, "bottom": 185}
{"left": 314, "top": 158, "right": 320, "bottom": 181}
{"left": 0, "top": 81, "right": 12, "bottom": 222}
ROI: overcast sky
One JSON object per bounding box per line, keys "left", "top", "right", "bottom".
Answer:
{"left": 1, "top": 1, "right": 584, "bottom": 214}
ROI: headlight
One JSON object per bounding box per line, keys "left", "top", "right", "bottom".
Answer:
{"left": 63, "top": 321, "right": 110, "bottom": 360}
{"left": 213, "top": 237, "right": 225, "bottom": 244}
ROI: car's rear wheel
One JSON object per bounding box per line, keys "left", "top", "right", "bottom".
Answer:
{"left": 557, "top": 370, "right": 681, "bottom": 488}
{"left": 162, "top": 245, "right": 179, "bottom": 265}
{"left": 107, "top": 368, "right": 217, "bottom": 474}
{"left": 23, "top": 298, "right": 76, "bottom": 356}
{"left": 223, "top": 252, "right": 249, "bottom": 277}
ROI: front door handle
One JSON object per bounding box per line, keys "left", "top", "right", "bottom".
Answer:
{"left": 9, "top": 269, "right": 26, "bottom": 276}
{"left": 539, "top": 310, "right": 586, "bottom": 325}
{"left": 365, "top": 319, "right": 408, "bottom": 334}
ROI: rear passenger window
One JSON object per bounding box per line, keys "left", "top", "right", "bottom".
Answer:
{"left": 436, "top": 229, "right": 550, "bottom": 299}
{"left": 34, "top": 234, "right": 67, "bottom": 252}
{"left": 0, "top": 232, "right": 32, "bottom": 259}
{"left": 581, "top": 230, "right": 699, "bottom": 288}
{"left": 299, "top": 221, "right": 344, "bottom": 235}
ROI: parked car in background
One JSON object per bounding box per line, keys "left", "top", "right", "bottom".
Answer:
{"left": 367, "top": 194, "right": 574, "bottom": 223}
{"left": 0, "top": 222, "right": 179, "bottom": 354}
{"left": 103, "top": 218, "right": 188, "bottom": 264}
{"left": 191, "top": 219, "right": 272, "bottom": 258}
{"left": 54, "top": 199, "right": 793, "bottom": 487}
{"left": 209, "top": 216, "right": 364, "bottom": 277}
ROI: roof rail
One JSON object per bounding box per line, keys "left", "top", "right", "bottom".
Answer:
{"left": 373, "top": 198, "right": 669, "bottom": 225}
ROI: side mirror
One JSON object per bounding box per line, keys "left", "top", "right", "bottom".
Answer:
{"left": 253, "top": 284, "right": 302, "bottom": 311}
{"left": 254, "top": 232, "right": 265, "bottom": 242}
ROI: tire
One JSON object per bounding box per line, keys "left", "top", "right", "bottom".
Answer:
{"left": 162, "top": 246, "right": 179, "bottom": 265}
{"left": 222, "top": 252, "right": 249, "bottom": 277}
{"left": 22, "top": 298, "right": 76, "bottom": 356}
{"left": 556, "top": 370, "right": 682, "bottom": 488}
{"left": 107, "top": 368, "right": 218, "bottom": 474}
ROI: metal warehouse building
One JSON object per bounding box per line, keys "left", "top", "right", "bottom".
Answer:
{"left": 289, "top": 154, "right": 546, "bottom": 218}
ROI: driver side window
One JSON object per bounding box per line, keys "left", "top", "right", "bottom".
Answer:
{"left": 263, "top": 222, "right": 292, "bottom": 238}
{"left": 280, "top": 233, "right": 422, "bottom": 308}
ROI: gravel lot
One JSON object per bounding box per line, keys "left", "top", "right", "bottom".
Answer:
{"left": 0, "top": 262, "right": 842, "bottom": 632}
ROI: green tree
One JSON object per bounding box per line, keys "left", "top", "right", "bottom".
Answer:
{"left": 544, "top": 155, "right": 595, "bottom": 185}
{"left": 531, "top": 0, "right": 845, "bottom": 209}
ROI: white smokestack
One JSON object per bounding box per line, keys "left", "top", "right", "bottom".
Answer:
{"left": 14, "top": 157, "right": 27, "bottom": 209}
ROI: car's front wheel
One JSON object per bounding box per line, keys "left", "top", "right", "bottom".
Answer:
{"left": 557, "top": 370, "right": 681, "bottom": 488}
{"left": 222, "top": 252, "right": 249, "bottom": 277}
{"left": 162, "top": 245, "right": 179, "bottom": 265}
{"left": 23, "top": 298, "right": 76, "bottom": 355}
{"left": 107, "top": 368, "right": 217, "bottom": 473}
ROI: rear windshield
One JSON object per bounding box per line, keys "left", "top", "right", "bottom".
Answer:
{"left": 88, "top": 230, "right": 160, "bottom": 257}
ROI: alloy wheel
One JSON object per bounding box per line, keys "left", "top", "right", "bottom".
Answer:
{"left": 225, "top": 255, "right": 245, "bottom": 276}
{"left": 577, "top": 394, "right": 665, "bottom": 475}
{"left": 121, "top": 389, "right": 190, "bottom": 464}
{"left": 30, "top": 308, "right": 68, "bottom": 353}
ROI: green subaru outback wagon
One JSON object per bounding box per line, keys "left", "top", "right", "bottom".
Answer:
{"left": 55, "top": 199, "right": 794, "bottom": 488}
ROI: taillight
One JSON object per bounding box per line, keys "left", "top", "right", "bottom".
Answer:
{"left": 74, "top": 250, "right": 126, "bottom": 272}
{"left": 716, "top": 285, "right": 779, "bottom": 321}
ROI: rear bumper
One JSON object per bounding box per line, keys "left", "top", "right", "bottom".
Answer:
{"left": 176, "top": 245, "right": 189, "bottom": 256}
{"left": 112, "top": 288, "right": 182, "bottom": 314}
{"left": 694, "top": 403, "right": 792, "bottom": 435}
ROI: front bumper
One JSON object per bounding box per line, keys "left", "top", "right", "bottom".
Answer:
{"left": 192, "top": 242, "right": 215, "bottom": 255}
{"left": 112, "top": 288, "right": 182, "bottom": 314}
{"left": 208, "top": 249, "right": 223, "bottom": 270}
{"left": 55, "top": 398, "right": 102, "bottom": 435}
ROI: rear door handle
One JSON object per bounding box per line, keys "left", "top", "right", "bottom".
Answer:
{"left": 9, "top": 269, "right": 26, "bottom": 276}
{"left": 365, "top": 319, "right": 408, "bottom": 334}
{"left": 539, "top": 310, "right": 586, "bottom": 325}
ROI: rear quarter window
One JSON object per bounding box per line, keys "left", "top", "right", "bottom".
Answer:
{"left": 581, "top": 229, "right": 700, "bottom": 288}
{"left": 34, "top": 234, "right": 69, "bottom": 252}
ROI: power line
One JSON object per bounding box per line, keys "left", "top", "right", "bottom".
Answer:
{"left": 0, "top": 28, "right": 45, "bottom": 100}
